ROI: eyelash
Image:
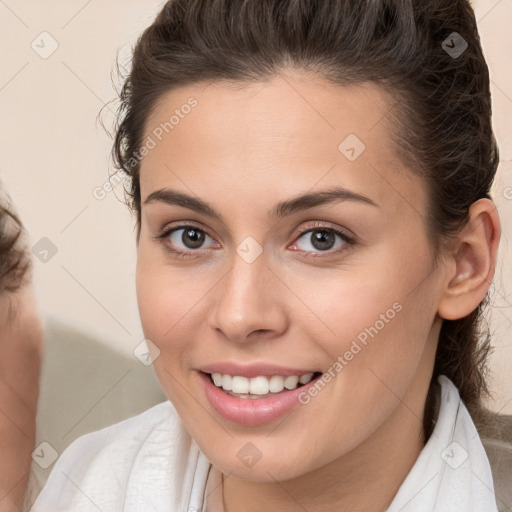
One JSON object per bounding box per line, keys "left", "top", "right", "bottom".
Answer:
{"left": 154, "top": 222, "right": 356, "bottom": 260}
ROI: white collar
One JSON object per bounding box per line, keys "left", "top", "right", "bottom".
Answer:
{"left": 387, "top": 375, "right": 498, "bottom": 511}
{"left": 187, "top": 375, "right": 499, "bottom": 512}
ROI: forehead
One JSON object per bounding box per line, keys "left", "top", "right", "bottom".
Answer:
{"left": 139, "top": 73, "right": 426, "bottom": 218}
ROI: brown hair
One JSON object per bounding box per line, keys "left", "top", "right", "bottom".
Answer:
{"left": 0, "top": 188, "right": 31, "bottom": 295}
{"left": 109, "top": 0, "right": 501, "bottom": 440}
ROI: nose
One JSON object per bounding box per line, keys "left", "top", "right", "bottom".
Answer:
{"left": 207, "top": 249, "right": 288, "bottom": 344}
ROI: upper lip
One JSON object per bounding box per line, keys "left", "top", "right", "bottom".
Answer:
{"left": 198, "top": 362, "right": 320, "bottom": 378}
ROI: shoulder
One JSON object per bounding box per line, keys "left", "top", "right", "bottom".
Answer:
{"left": 30, "top": 400, "right": 192, "bottom": 511}
{"left": 463, "top": 394, "right": 512, "bottom": 512}
{"left": 478, "top": 414, "right": 512, "bottom": 512}
{"left": 435, "top": 376, "right": 512, "bottom": 511}
{"left": 56, "top": 399, "right": 178, "bottom": 465}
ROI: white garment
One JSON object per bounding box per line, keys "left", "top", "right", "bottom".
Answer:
{"left": 29, "top": 375, "right": 499, "bottom": 512}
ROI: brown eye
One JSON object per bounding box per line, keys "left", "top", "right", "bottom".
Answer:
{"left": 175, "top": 227, "right": 206, "bottom": 249}
{"left": 306, "top": 229, "right": 337, "bottom": 251}
{"left": 289, "top": 224, "right": 355, "bottom": 258}
{"left": 156, "top": 224, "right": 219, "bottom": 258}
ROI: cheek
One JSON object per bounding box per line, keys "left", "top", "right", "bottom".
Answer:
{"left": 136, "top": 268, "right": 171, "bottom": 342}
{"left": 135, "top": 259, "right": 197, "bottom": 405}
{"left": 136, "top": 250, "right": 183, "bottom": 349}
{"left": 135, "top": 252, "right": 212, "bottom": 362}
{"left": 290, "top": 267, "right": 403, "bottom": 350}
{"left": 296, "top": 259, "right": 433, "bottom": 388}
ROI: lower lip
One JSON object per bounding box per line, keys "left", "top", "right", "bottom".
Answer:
{"left": 199, "top": 371, "right": 321, "bottom": 426}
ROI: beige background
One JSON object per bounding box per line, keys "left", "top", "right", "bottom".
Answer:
{"left": 0, "top": 0, "right": 511, "bottom": 413}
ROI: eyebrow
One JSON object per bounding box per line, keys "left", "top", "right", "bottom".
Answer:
{"left": 143, "top": 186, "right": 380, "bottom": 221}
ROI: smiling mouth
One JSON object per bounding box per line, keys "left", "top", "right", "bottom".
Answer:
{"left": 204, "top": 371, "right": 323, "bottom": 399}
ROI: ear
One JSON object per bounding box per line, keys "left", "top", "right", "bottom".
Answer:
{"left": 437, "top": 198, "right": 501, "bottom": 321}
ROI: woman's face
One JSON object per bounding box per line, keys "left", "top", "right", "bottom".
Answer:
{"left": 136, "top": 73, "right": 448, "bottom": 480}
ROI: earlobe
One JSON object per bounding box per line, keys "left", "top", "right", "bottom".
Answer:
{"left": 437, "top": 198, "right": 501, "bottom": 321}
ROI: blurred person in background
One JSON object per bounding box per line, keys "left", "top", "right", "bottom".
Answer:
{"left": 0, "top": 179, "right": 43, "bottom": 512}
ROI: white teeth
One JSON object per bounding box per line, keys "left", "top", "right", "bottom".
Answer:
{"left": 299, "top": 372, "right": 314, "bottom": 384}
{"left": 232, "top": 376, "right": 250, "bottom": 394}
{"left": 221, "top": 374, "right": 232, "bottom": 391}
{"left": 269, "top": 375, "right": 285, "bottom": 393}
{"left": 210, "top": 372, "right": 316, "bottom": 396}
{"left": 212, "top": 373, "right": 223, "bottom": 386}
{"left": 250, "top": 376, "right": 270, "bottom": 395}
{"left": 283, "top": 375, "right": 299, "bottom": 390}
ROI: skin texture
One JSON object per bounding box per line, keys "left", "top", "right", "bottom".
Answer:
{"left": 135, "top": 72, "right": 500, "bottom": 511}
{"left": 0, "top": 283, "right": 43, "bottom": 512}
